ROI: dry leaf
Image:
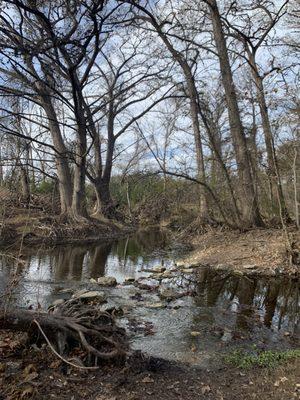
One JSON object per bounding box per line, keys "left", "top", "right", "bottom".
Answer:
{"left": 23, "top": 372, "right": 39, "bottom": 383}
{"left": 279, "top": 376, "right": 288, "bottom": 383}
{"left": 23, "top": 364, "right": 36, "bottom": 377}
{"left": 20, "top": 385, "right": 35, "bottom": 398}
{"left": 201, "top": 385, "right": 211, "bottom": 395}
{"left": 141, "top": 376, "right": 154, "bottom": 383}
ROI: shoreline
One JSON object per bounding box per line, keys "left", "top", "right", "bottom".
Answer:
{"left": 175, "top": 226, "right": 300, "bottom": 277}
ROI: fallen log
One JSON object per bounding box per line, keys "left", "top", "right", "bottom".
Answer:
{"left": 0, "top": 299, "right": 127, "bottom": 367}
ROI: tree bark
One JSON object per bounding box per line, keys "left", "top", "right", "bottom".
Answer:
{"left": 207, "top": 0, "right": 263, "bottom": 227}
{"left": 20, "top": 166, "right": 30, "bottom": 206}
{"left": 71, "top": 131, "right": 88, "bottom": 220}
{"left": 94, "top": 178, "right": 117, "bottom": 219}
{"left": 247, "top": 49, "right": 289, "bottom": 221}
{"left": 39, "top": 96, "right": 73, "bottom": 215}
{"left": 90, "top": 98, "right": 118, "bottom": 219}
{"left": 69, "top": 74, "right": 89, "bottom": 220}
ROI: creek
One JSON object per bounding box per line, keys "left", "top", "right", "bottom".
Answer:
{"left": 0, "top": 228, "right": 299, "bottom": 368}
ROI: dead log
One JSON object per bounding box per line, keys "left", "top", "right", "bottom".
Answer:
{"left": 0, "top": 299, "right": 127, "bottom": 367}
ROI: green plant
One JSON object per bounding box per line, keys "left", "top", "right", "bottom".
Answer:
{"left": 224, "top": 348, "right": 300, "bottom": 369}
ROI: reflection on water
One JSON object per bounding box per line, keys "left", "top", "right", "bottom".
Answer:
{"left": 0, "top": 229, "right": 299, "bottom": 366}
{"left": 195, "top": 268, "right": 299, "bottom": 335}
{"left": 0, "top": 229, "right": 170, "bottom": 307}
{"left": 128, "top": 268, "right": 299, "bottom": 365}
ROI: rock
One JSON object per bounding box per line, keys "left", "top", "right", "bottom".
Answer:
{"left": 182, "top": 268, "right": 194, "bottom": 274}
{"left": 243, "top": 264, "right": 258, "bottom": 270}
{"left": 189, "top": 264, "right": 201, "bottom": 269}
{"left": 124, "top": 277, "right": 135, "bottom": 283}
{"left": 215, "top": 264, "right": 228, "bottom": 270}
{"left": 57, "top": 288, "right": 74, "bottom": 294}
{"left": 72, "top": 290, "right": 106, "bottom": 303}
{"left": 159, "top": 288, "right": 184, "bottom": 301}
{"left": 152, "top": 266, "right": 166, "bottom": 273}
{"left": 168, "top": 299, "right": 185, "bottom": 309}
{"left": 89, "top": 278, "right": 97, "bottom": 283}
{"left": 149, "top": 272, "right": 164, "bottom": 280}
{"left": 51, "top": 299, "right": 65, "bottom": 307}
{"left": 233, "top": 270, "right": 243, "bottom": 276}
{"left": 190, "top": 331, "right": 201, "bottom": 337}
{"left": 136, "top": 278, "right": 159, "bottom": 291}
{"left": 97, "top": 276, "right": 117, "bottom": 286}
{"left": 221, "top": 329, "right": 232, "bottom": 342}
{"left": 162, "top": 271, "right": 173, "bottom": 278}
{"left": 144, "top": 302, "right": 165, "bottom": 309}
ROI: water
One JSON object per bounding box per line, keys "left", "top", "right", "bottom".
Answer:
{"left": 0, "top": 228, "right": 299, "bottom": 367}
{"left": 0, "top": 229, "right": 172, "bottom": 307}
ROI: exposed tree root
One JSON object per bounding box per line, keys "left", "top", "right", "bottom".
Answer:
{"left": 0, "top": 299, "right": 127, "bottom": 368}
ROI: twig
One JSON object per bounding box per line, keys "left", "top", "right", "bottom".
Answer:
{"left": 33, "top": 319, "right": 99, "bottom": 371}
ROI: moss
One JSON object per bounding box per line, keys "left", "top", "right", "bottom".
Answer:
{"left": 224, "top": 348, "right": 300, "bottom": 369}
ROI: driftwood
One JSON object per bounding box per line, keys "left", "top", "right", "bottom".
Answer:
{"left": 0, "top": 299, "right": 127, "bottom": 367}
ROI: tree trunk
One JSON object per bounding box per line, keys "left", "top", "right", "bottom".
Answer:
{"left": 248, "top": 49, "right": 289, "bottom": 221}
{"left": 70, "top": 84, "right": 88, "bottom": 221}
{"left": 94, "top": 179, "right": 117, "bottom": 219}
{"left": 0, "top": 146, "right": 4, "bottom": 185}
{"left": 187, "top": 77, "right": 209, "bottom": 219}
{"left": 153, "top": 27, "right": 209, "bottom": 219}
{"left": 20, "top": 166, "right": 30, "bottom": 206}
{"left": 293, "top": 148, "right": 299, "bottom": 229}
{"left": 40, "top": 97, "right": 73, "bottom": 215}
{"left": 207, "top": 0, "right": 263, "bottom": 227}
{"left": 94, "top": 102, "right": 119, "bottom": 219}
{"left": 71, "top": 134, "right": 88, "bottom": 220}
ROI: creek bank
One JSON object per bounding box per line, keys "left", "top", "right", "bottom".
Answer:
{"left": 1, "top": 331, "right": 299, "bottom": 400}
{"left": 0, "top": 213, "right": 135, "bottom": 248}
{"left": 174, "top": 227, "right": 300, "bottom": 277}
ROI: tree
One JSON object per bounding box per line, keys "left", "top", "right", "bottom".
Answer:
{"left": 223, "top": 0, "right": 290, "bottom": 221}
{"left": 202, "top": 0, "right": 264, "bottom": 227}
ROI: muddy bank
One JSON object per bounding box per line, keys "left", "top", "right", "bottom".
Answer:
{"left": 0, "top": 328, "right": 299, "bottom": 400}
{"left": 0, "top": 211, "right": 135, "bottom": 248}
{"left": 176, "top": 227, "right": 300, "bottom": 276}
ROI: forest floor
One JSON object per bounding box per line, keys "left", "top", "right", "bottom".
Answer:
{"left": 176, "top": 226, "right": 300, "bottom": 276}
{"left": 0, "top": 330, "right": 299, "bottom": 400}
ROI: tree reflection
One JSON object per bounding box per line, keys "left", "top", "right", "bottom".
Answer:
{"left": 89, "top": 243, "right": 112, "bottom": 278}
{"left": 194, "top": 269, "right": 299, "bottom": 333}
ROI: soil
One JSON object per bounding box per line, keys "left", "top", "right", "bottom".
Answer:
{"left": 0, "top": 208, "right": 133, "bottom": 247}
{"left": 176, "top": 227, "right": 300, "bottom": 276}
{"left": 0, "top": 329, "right": 299, "bottom": 400}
